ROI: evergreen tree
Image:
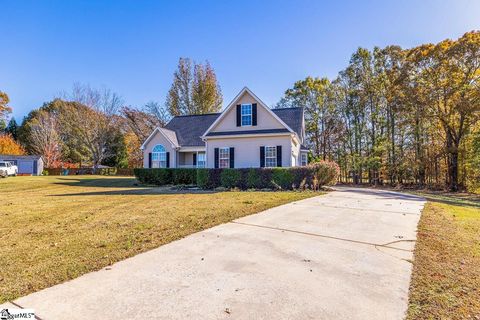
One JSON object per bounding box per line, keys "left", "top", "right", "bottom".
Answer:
{"left": 5, "top": 117, "right": 18, "bottom": 140}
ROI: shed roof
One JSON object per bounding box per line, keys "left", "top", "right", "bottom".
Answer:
{"left": 0, "top": 154, "right": 43, "bottom": 160}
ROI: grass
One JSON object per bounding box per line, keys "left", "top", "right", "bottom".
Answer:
{"left": 407, "top": 192, "right": 480, "bottom": 319}
{"left": 0, "top": 175, "right": 321, "bottom": 303}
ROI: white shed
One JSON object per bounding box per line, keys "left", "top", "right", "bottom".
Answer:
{"left": 0, "top": 154, "right": 44, "bottom": 175}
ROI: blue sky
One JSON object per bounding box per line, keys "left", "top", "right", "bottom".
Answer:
{"left": 2, "top": 0, "right": 479, "bottom": 120}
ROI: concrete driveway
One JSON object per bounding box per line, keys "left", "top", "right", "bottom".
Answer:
{"left": 4, "top": 187, "right": 425, "bottom": 319}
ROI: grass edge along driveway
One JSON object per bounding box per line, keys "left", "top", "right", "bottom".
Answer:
{"left": 407, "top": 192, "right": 480, "bottom": 319}
{"left": 0, "top": 175, "right": 322, "bottom": 303}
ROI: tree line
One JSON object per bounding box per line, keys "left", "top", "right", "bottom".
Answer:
{"left": 277, "top": 31, "right": 480, "bottom": 191}
{"left": 0, "top": 58, "right": 223, "bottom": 171}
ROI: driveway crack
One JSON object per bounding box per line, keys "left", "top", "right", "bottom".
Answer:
{"left": 230, "top": 221, "right": 413, "bottom": 252}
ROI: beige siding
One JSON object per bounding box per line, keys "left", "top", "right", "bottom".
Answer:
{"left": 142, "top": 131, "right": 177, "bottom": 168}
{"left": 206, "top": 135, "right": 293, "bottom": 168}
{"left": 291, "top": 138, "right": 301, "bottom": 167}
{"left": 210, "top": 91, "right": 285, "bottom": 133}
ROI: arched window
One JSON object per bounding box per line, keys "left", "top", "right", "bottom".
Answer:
{"left": 152, "top": 144, "right": 167, "bottom": 168}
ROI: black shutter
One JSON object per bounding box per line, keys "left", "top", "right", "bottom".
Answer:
{"left": 252, "top": 103, "right": 257, "bottom": 126}
{"left": 276, "top": 146, "right": 282, "bottom": 167}
{"left": 148, "top": 153, "right": 152, "bottom": 168}
{"left": 166, "top": 152, "right": 170, "bottom": 168}
{"left": 214, "top": 148, "right": 219, "bottom": 168}
{"left": 229, "top": 147, "right": 235, "bottom": 168}
{"left": 33, "top": 160, "right": 38, "bottom": 175}
{"left": 193, "top": 153, "right": 197, "bottom": 166}
{"left": 260, "top": 146, "right": 265, "bottom": 167}
{"left": 236, "top": 104, "right": 241, "bottom": 126}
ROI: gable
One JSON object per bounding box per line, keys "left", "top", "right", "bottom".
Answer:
{"left": 141, "top": 127, "right": 179, "bottom": 150}
{"left": 205, "top": 88, "right": 292, "bottom": 135}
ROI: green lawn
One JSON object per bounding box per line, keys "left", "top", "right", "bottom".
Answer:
{"left": 0, "top": 176, "right": 320, "bottom": 303}
{"left": 407, "top": 192, "right": 480, "bottom": 319}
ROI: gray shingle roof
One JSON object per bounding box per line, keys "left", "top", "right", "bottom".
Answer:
{"left": 272, "top": 107, "right": 304, "bottom": 139}
{"left": 164, "top": 113, "right": 220, "bottom": 146}
{"left": 163, "top": 107, "right": 304, "bottom": 147}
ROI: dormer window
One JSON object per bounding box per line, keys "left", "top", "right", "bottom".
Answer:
{"left": 241, "top": 104, "right": 252, "bottom": 126}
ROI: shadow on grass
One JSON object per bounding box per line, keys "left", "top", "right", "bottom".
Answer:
{"left": 335, "top": 184, "right": 480, "bottom": 209}
{"left": 52, "top": 188, "right": 216, "bottom": 196}
{"left": 334, "top": 186, "right": 426, "bottom": 202}
{"left": 53, "top": 177, "right": 138, "bottom": 188}
{"left": 51, "top": 177, "right": 217, "bottom": 196}
{"left": 410, "top": 192, "right": 480, "bottom": 210}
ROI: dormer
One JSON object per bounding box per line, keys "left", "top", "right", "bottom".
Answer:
{"left": 203, "top": 87, "right": 291, "bottom": 135}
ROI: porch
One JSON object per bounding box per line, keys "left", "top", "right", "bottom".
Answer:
{"left": 177, "top": 151, "right": 206, "bottom": 168}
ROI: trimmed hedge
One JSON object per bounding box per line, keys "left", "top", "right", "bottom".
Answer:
{"left": 134, "top": 161, "right": 339, "bottom": 190}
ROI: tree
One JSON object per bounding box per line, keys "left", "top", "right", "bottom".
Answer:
{"left": 144, "top": 101, "right": 171, "bottom": 126}
{"left": 407, "top": 31, "right": 480, "bottom": 191}
{"left": 5, "top": 118, "right": 18, "bottom": 140}
{"left": 28, "top": 111, "right": 62, "bottom": 168}
{"left": 0, "top": 91, "right": 12, "bottom": 123}
{"left": 0, "top": 133, "right": 25, "bottom": 155}
{"left": 61, "top": 84, "right": 124, "bottom": 170}
{"left": 121, "top": 106, "right": 161, "bottom": 143}
{"left": 166, "top": 58, "right": 222, "bottom": 116}
{"left": 101, "top": 128, "right": 128, "bottom": 168}
{"left": 278, "top": 77, "right": 341, "bottom": 160}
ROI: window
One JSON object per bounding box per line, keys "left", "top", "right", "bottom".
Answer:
{"left": 0, "top": 163, "right": 5, "bottom": 167}
{"left": 301, "top": 153, "right": 308, "bottom": 166}
{"left": 241, "top": 104, "right": 252, "bottom": 126}
{"left": 197, "top": 152, "right": 206, "bottom": 168}
{"left": 265, "top": 146, "right": 277, "bottom": 167}
{"left": 152, "top": 145, "right": 167, "bottom": 168}
{"left": 219, "top": 147, "right": 230, "bottom": 168}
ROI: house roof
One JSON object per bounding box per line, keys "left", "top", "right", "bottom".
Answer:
{"left": 0, "top": 154, "right": 43, "bottom": 160}
{"left": 162, "top": 107, "right": 304, "bottom": 147}
{"left": 271, "top": 107, "right": 304, "bottom": 140}
{"left": 165, "top": 113, "right": 221, "bottom": 146}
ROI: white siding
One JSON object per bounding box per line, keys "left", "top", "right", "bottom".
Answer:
{"left": 206, "top": 135, "right": 293, "bottom": 168}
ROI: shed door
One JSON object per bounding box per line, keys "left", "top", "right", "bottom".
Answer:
{"left": 18, "top": 160, "right": 33, "bottom": 174}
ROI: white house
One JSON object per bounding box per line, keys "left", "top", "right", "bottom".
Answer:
{"left": 141, "top": 87, "right": 308, "bottom": 169}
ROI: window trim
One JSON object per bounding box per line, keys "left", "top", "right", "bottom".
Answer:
{"left": 197, "top": 152, "right": 206, "bottom": 168}
{"left": 152, "top": 144, "right": 167, "bottom": 168}
{"left": 240, "top": 104, "right": 252, "bottom": 126}
{"left": 219, "top": 147, "right": 230, "bottom": 169}
{"left": 301, "top": 153, "right": 308, "bottom": 166}
{"left": 264, "top": 146, "right": 277, "bottom": 168}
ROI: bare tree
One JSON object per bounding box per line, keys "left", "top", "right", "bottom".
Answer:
{"left": 29, "top": 110, "right": 62, "bottom": 167}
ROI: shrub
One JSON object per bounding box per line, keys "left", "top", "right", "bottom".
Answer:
{"left": 206, "top": 169, "right": 222, "bottom": 189}
{"left": 308, "top": 160, "right": 340, "bottom": 186}
{"left": 271, "top": 168, "right": 293, "bottom": 190}
{"left": 196, "top": 169, "right": 209, "bottom": 189}
{"left": 246, "top": 168, "right": 261, "bottom": 189}
{"left": 134, "top": 168, "right": 172, "bottom": 185}
{"left": 220, "top": 169, "right": 241, "bottom": 189}
{"left": 134, "top": 162, "right": 339, "bottom": 190}
{"left": 173, "top": 168, "right": 196, "bottom": 185}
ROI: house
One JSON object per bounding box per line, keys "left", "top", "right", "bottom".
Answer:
{"left": 0, "top": 154, "right": 44, "bottom": 175}
{"left": 141, "top": 87, "right": 309, "bottom": 169}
